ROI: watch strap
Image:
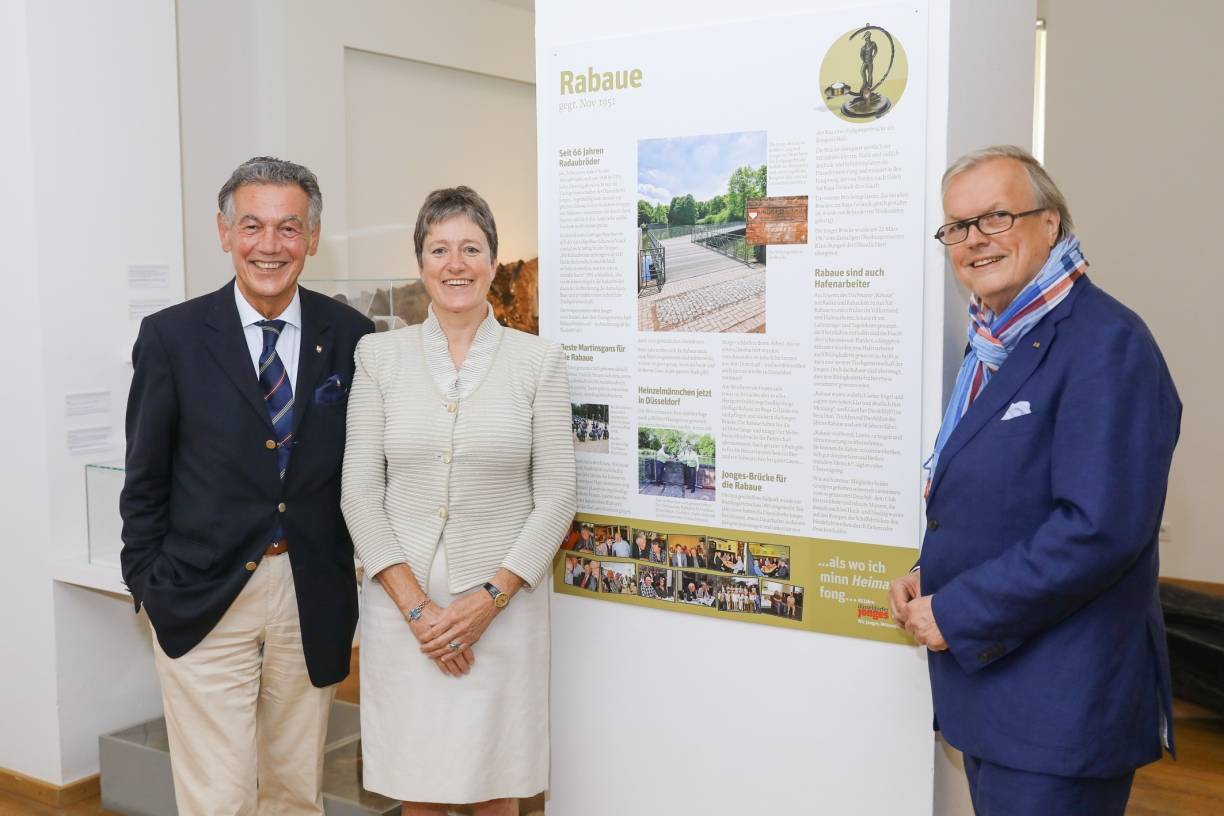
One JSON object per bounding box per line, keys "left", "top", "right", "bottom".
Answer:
{"left": 483, "top": 582, "right": 509, "bottom": 607}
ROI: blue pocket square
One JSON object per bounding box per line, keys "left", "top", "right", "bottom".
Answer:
{"left": 314, "top": 374, "right": 348, "bottom": 405}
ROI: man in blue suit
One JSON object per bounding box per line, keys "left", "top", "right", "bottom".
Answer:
{"left": 120, "top": 157, "right": 373, "bottom": 814}
{"left": 890, "top": 146, "right": 1180, "bottom": 815}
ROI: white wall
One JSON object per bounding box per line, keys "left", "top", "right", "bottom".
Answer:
{"left": 935, "top": 4, "right": 1036, "bottom": 811}
{"left": 941, "top": 0, "right": 1037, "bottom": 399}
{"left": 1037, "top": 0, "right": 1223, "bottom": 582}
{"left": 0, "top": 0, "right": 60, "bottom": 784}
{"left": 177, "top": 0, "right": 536, "bottom": 297}
{"left": 0, "top": 0, "right": 181, "bottom": 786}
{"left": 344, "top": 48, "right": 537, "bottom": 276}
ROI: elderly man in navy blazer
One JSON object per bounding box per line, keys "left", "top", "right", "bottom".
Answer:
{"left": 890, "top": 146, "right": 1180, "bottom": 815}
{"left": 120, "top": 157, "right": 373, "bottom": 815}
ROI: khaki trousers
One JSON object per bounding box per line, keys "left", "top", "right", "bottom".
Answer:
{"left": 151, "top": 553, "right": 335, "bottom": 816}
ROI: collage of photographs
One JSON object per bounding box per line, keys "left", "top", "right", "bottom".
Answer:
{"left": 560, "top": 521, "right": 804, "bottom": 620}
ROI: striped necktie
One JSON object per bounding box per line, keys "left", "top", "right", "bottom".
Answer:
{"left": 257, "top": 320, "right": 295, "bottom": 480}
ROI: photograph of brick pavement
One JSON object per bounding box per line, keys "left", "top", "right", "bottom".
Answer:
{"left": 637, "top": 130, "right": 767, "bottom": 333}
{"left": 638, "top": 250, "right": 766, "bottom": 333}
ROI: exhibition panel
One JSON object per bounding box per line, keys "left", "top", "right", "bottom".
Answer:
{"left": 538, "top": 0, "right": 1037, "bottom": 813}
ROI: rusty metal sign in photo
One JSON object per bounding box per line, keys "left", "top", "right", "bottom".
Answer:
{"left": 745, "top": 196, "right": 808, "bottom": 245}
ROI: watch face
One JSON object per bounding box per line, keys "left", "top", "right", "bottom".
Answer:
{"left": 494, "top": 593, "right": 509, "bottom": 608}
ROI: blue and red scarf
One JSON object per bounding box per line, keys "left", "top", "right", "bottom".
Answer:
{"left": 924, "top": 235, "right": 1088, "bottom": 495}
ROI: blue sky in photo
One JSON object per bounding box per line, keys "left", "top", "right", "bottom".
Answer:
{"left": 637, "top": 130, "right": 766, "bottom": 207}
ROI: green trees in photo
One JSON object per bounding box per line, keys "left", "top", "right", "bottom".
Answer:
{"left": 667, "top": 193, "right": 698, "bottom": 226}
{"left": 636, "top": 200, "right": 670, "bottom": 227}
{"left": 572, "top": 403, "right": 608, "bottom": 422}
{"left": 637, "top": 199, "right": 655, "bottom": 226}
{"left": 638, "top": 427, "right": 716, "bottom": 462}
{"left": 637, "top": 163, "right": 765, "bottom": 229}
{"left": 726, "top": 164, "right": 766, "bottom": 223}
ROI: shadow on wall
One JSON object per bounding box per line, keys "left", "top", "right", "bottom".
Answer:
{"left": 347, "top": 258, "right": 539, "bottom": 334}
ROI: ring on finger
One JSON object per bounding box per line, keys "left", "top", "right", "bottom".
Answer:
{"left": 448, "top": 640, "right": 462, "bottom": 651}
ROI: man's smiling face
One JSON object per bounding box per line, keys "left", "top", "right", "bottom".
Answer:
{"left": 218, "top": 183, "right": 319, "bottom": 317}
{"left": 943, "top": 157, "right": 1060, "bottom": 314}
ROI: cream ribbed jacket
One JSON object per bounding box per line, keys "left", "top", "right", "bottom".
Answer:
{"left": 341, "top": 319, "right": 576, "bottom": 593}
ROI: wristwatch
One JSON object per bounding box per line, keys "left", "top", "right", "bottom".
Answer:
{"left": 483, "top": 582, "right": 510, "bottom": 608}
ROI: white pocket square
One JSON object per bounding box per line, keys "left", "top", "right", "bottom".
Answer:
{"left": 1001, "top": 401, "right": 1031, "bottom": 421}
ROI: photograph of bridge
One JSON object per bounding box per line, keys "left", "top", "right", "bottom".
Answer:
{"left": 636, "top": 131, "right": 768, "bottom": 333}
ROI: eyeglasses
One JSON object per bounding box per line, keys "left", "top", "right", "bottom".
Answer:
{"left": 934, "top": 208, "right": 1047, "bottom": 245}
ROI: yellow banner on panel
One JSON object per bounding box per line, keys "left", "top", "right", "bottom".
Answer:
{"left": 555, "top": 512, "right": 919, "bottom": 645}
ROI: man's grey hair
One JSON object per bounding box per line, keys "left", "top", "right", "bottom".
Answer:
{"left": 942, "top": 145, "right": 1073, "bottom": 243}
{"left": 218, "top": 156, "right": 323, "bottom": 230}
{"left": 413, "top": 186, "right": 498, "bottom": 263}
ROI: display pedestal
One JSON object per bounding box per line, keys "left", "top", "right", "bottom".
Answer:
{"left": 100, "top": 701, "right": 398, "bottom": 816}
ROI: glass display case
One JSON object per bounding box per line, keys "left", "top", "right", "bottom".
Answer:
{"left": 85, "top": 461, "right": 126, "bottom": 569}
{"left": 302, "top": 278, "right": 424, "bottom": 332}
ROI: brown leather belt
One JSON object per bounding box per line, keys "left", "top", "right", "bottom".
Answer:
{"left": 264, "top": 538, "right": 289, "bottom": 556}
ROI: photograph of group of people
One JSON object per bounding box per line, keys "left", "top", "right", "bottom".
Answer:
{"left": 637, "top": 567, "right": 674, "bottom": 600}
{"left": 564, "top": 556, "right": 604, "bottom": 592}
{"left": 564, "top": 556, "right": 648, "bottom": 595}
{"left": 571, "top": 403, "right": 610, "bottom": 453}
{"left": 746, "top": 542, "right": 792, "bottom": 579}
{"left": 703, "top": 537, "right": 747, "bottom": 574}
{"left": 560, "top": 520, "right": 803, "bottom": 621}
{"left": 676, "top": 573, "right": 764, "bottom": 613}
{"left": 761, "top": 580, "right": 804, "bottom": 619}
{"left": 563, "top": 522, "right": 662, "bottom": 561}
{"left": 561, "top": 522, "right": 791, "bottom": 575}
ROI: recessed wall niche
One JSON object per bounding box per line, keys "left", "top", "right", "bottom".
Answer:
{"left": 343, "top": 47, "right": 538, "bottom": 290}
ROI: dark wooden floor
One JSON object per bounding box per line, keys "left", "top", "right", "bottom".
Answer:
{"left": 2, "top": 647, "right": 1219, "bottom": 815}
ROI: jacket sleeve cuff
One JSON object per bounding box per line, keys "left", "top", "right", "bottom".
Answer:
{"left": 358, "top": 547, "right": 410, "bottom": 582}
{"left": 932, "top": 590, "right": 1023, "bottom": 675}
{"left": 500, "top": 549, "right": 551, "bottom": 591}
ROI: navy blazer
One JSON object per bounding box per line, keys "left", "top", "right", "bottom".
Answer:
{"left": 120, "top": 281, "right": 374, "bottom": 687}
{"left": 919, "top": 278, "right": 1180, "bottom": 779}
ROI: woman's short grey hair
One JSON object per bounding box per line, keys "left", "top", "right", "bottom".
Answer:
{"left": 218, "top": 156, "right": 323, "bottom": 230}
{"left": 413, "top": 186, "right": 498, "bottom": 263}
{"left": 942, "top": 145, "right": 1073, "bottom": 243}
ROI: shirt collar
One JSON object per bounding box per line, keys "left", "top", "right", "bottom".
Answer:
{"left": 422, "top": 303, "right": 502, "bottom": 362}
{"left": 234, "top": 283, "right": 302, "bottom": 330}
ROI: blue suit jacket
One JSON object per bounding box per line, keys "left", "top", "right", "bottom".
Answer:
{"left": 919, "top": 278, "right": 1180, "bottom": 778}
{"left": 120, "top": 281, "right": 374, "bottom": 686}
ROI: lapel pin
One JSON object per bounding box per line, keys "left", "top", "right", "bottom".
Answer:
{"left": 315, "top": 344, "right": 323, "bottom": 353}
{"left": 1031, "top": 341, "right": 1041, "bottom": 349}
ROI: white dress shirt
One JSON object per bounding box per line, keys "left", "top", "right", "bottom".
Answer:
{"left": 234, "top": 284, "right": 301, "bottom": 390}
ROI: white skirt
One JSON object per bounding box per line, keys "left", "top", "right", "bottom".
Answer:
{"left": 359, "top": 541, "right": 550, "bottom": 804}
